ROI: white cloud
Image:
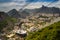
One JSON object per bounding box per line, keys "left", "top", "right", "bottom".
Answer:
{"left": 48, "top": 0, "right": 60, "bottom": 8}
{"left": 0, "top": 1, "right": 26, "bottom": 12}
{"left": 0, "top": 0, "right": 60, "bottom": 12}
{"left": 25, "top": 0, "right": 60, "bottom": 9}
{"left": 25, "top": 2, "right": 50, "bottom": 9}
{"left": 0, "top": 2, "right": 17, "bottom": 7}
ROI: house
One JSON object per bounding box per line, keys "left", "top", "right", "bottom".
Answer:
{"left": 27, "top": 27, "right": 38, "bottom": 32}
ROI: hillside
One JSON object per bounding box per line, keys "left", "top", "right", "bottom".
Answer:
{"left": 0, "top": 12, "right": 8, "bottom": 21}
{"left": 25, "top": 21, "right": 60, "bottom": 40}
{"left": 0, "top": 12, "right": 17, "bottom": 33}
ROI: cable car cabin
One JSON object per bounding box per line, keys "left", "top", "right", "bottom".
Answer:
{"left": 16, "top": 29, "right": 27, "bottom": 38}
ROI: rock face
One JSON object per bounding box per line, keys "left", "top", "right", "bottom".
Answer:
{"left": 8, "top": 9, "right": 21, "bottom": 18}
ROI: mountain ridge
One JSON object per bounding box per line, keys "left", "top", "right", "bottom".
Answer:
{"left": 7, "top": 6, "right": 60, "bottom": 18}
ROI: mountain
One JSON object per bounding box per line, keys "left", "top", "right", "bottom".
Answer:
{"left": 25, "top": 21, "right": 60, "bottom": 40}
{"left": 8, "top": 9, "right": 21, "bottom": 18}
{"left": 7, "top": 6, "right": 60, "bottom": 18}
{"left": 24, "top": 5, "right": 60, "bottom": 15}
{"left": 19, "top": 9, "right": 30, "bottom": 18}
{"left": 0, "top": 11, "right": 17, "bottom": 32}
{"left": 37, "top": 5, "right": 60, "bottom": 13}
{"left": 8, "top": 9, "right": 30, "bottom": 18}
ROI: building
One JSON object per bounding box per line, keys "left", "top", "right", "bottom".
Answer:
{"left": 27, "top": 27, "right": 38, "bottom": 32}
{"left": 16, "top": 29, "right": 27, "bottom": 38}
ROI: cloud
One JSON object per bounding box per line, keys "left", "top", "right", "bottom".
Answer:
{"left": 14, "top": 0, "right": 26, "bottom": 3}
{"left": 26, "top": 0, "right": 59, "bottom": 3}
{"left": 0, "top": 0, "right": 13, "bottom": 3}
{"left": 48, "top": 0, "right": 60, "bottom": 7}
{"left": 25, "top": 2, "right": 50, "bottom": 9}
{"left": 0, "top": 0, "right": 60, "bottom": 12}
{"left": 25, "top": 0, "right": 60, "bottom": 9}
{"left": 0, "top": 0, "right": 26, "bottom": 12}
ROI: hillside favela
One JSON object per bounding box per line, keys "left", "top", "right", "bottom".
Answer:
{"left": 0, "top": 0, "right": 60, "bottom": 40}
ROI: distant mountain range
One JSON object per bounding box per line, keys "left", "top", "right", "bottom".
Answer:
{"left": 38, "top": 5, "right": 60, "bottom": 13}
{"left": 19, "top": 9, "right": 30, "bottom": 18}
{"left": 1, "top": 5, "right": 60, "bottom": 18}
{"left": 25, "top": 5, "right": 60, "bottom": 14}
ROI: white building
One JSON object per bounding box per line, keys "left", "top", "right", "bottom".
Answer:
{"left": 16, "top": 29, "right": 27, "bottom": 34}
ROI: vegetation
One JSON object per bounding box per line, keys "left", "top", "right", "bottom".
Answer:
{"left": 0, "top": 17, "right": 17, "bottom": 32}
{"left": 25, "top": 21, "right": 60, "bottom": 40}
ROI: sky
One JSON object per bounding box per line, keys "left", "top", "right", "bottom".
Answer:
{"left": 0, "top": 0, "right": 60, "bottom": 12}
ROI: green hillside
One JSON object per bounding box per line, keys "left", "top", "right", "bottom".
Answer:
{"left": 25, "top": 21, "right": 60, "bottom": 40}
{"left": 0, "top": 12, "right": 17, "bottom": 32}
